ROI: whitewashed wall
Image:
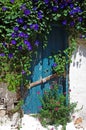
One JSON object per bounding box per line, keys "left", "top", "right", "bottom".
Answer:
{"left": 69, "top": 44, "right": 86, "bottom": 126}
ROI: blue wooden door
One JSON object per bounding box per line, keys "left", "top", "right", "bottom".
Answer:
{"left": 22, "top": 25, "right": 68, "bottom": 114}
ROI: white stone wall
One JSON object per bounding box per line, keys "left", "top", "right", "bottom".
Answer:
{"left": 69, "top": 44, "right": 86, "bottom": 126}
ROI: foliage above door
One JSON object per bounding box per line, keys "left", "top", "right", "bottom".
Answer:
{"left": 0, "top": 0, "right": 83, "bottom": 94}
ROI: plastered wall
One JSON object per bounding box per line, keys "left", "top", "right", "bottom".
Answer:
{"left": 69, "top": 44, "right": 86, "bottom": 126}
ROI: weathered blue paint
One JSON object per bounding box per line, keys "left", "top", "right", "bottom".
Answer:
{"left": 22, "top": 25, "right": 68, "bottom": 114}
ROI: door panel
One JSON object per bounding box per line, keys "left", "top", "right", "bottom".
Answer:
{"left": 22, "top": 26, "right": 68, "bottom": 114}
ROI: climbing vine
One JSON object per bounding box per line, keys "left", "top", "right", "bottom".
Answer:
{"left": 0, "top": 0, "right": 86, "bottom": 92}
{"left": 52, "top": 38, "right": 77, "bottom": 76}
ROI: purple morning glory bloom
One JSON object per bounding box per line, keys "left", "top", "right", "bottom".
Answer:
{"left": 44, "top": 0, "right": 49, "bottom": 4}
{"left": 53, "top": 63, "right": 57, "bottom": 67}
{"left": 0, "top": 53, "right": 5, "bottom": 57}
{"left": 78, "top": 17, "right": 82, "bottom": 22}
{"left": 18, "top": 32, "right": 25, "bottom": 38}
{"left": 20, "top": 4, "right": 26, "bottom": 10}
{"left": 30, "top": 24, "right": 39, "bottom": 31}
{"left": 11, "top": 32, "right": 17, "bottom": 38}
{"left": 24, "top": 9, "right": 31, "bottom": 16}
{"left": 10, "top": 0, "right": 15, "bottom": 3}
{"left": 24, "top": 34, "right": 29, "bottom": 38}
{"left": 17, "top": 18, "right": 24, "bottom": 24}
{"left": 35, "top": 40, "right": 39, "bottom": 46}
{"left": 24, "top": 40, "right": 31, "bottom": 46}
{"left": 2, "top": 6, "right": 7, "bottom": 11}
{"left": 13, "top": 26, "right": 19, "bottom": 31}
{"left": 33, "top": 7, "right": 37, "bottom": 11}
{"left": 69, "top": 7, "right": 82, "bottom": 15}
{"left": 2, "top": 42, "right": 7, "bottom": 47}
{"left": 27, "top": 45, "right": 32, "bottom": 51}
{"left": 29, "top": 24, "right": 33, "bottom": 29}
{"left": 11, "top": 40, "right": 16, "bottom": 45}
{"left": 8, "top": 53, "right": 13, "bottom": 59}
{"left": 70, "top": 4, "right": 74, "bottom": 9}
{"left": 33, "top": 24, "right": 39, "bottom": 31}
{"left": 23, "top": 25, "right": 27, "bottom": 30}
{"left": 18, "top": 32, "right": 29, "bottom": 38}
{"left": 24, "top": 40, "right": 32, "bottom": 50}
{"left": 18, "top": 45, "right": 22, "bottom": 50}
{"left": 52, "top": 6, "right": 58, "bottom": 12}
{"left": 38, "top": 11, "right": 43, "bottom": 19}
{"left": 22, "top": 70, "right": 26, "bottom": 75}
{"left": 62, "top": 20, "right": 67, "bottom": 25}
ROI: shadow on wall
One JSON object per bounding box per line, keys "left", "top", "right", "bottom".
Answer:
{"left": 72, "top": 44, "right": 86, "bottom": 68}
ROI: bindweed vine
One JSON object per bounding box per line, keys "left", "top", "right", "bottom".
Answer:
{"left": 0, "top": 0, "right": 86, "bottom": 93}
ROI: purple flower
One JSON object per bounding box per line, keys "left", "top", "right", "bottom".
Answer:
{"left": 35, "top": 40, "right": 39, "bottom": 46}
{"left": 69, "top": 7, "right": 82, "bottom": 15}
{"left": 78, "top": 17, "right": 82, "bottom": 22}
{"left": 33, "top": 24, "right": 39, "bottom": 31}
{"left": 19, "top": 32, "right": 29, "bottom": 38}
{"left": 10, "top": 0, "right": 15, "bottom": 3}
{"left": 53, "top": 63, "right": 57, "bottom": 67}
{"left": 52, "top": 6, "right": 58, "bottom": 12}
{"left": 18, "top": 32, "right": 29, "bottom": 38}
{"left": 44, "top": 0, "right": 49, "bottom": 4}
{"left": 20, "top": 4, "right": 26, "bottom": 10}
{"left": 11, "top": 40, "right": 16, "bottom": 45}
{"left": 24, "top": 9, "right": 31, "bottom": 16}
{"left": 70, "top": 4, "right": 74, "bottom": 9}
{"left": 30, "top": 24, "right": 39, "bottom": 31}
{"left": 8, "top": 53, "right": 13, "bottom": 59}
{"left": 17, "top": 18, "right": 24, "bottom": 24}
{"left": 24, "top": 40, "right": 31, "bottom": 46}
{"left": 24, "top": 34, "right": 29, "bottom": 38}
{"left": 24, "top": 40, "right": 32, "bottom": 51}
{"left": 0, "top": 53, "right": 5, "bottom": 57}
{"left": 2, "top": 42, "right": 7, "bottom": 47}
{"left": 13, "top": 26, "right": 19, "bottom": 31}
{"left": 11, "top": 33, "right": 17, "bottom": 38}
{"left": 2, "top": 6, "right": 7, "bottom": 11}
{"left": 38, "top": 11, "right": 43, "bottom": 19}
{"left": 22, "top": 70, "right": 26, "bottom": 75}
{"left": 62, "top": 20, "right": 67, "bottom": 25}
{"left": 18, "top": 45, "right": 22, "bottom": 50}
{"left": 23, "top": 25, "right": 27, "bottom": 30}
{"left": 33, "top": 7, "right": 37, "bottom": 11}
{"left": 27, "top": 45, "right": 32, "bottom": 51}
{"left": 18, "top": 32, "right": 25, "bottom": 38}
